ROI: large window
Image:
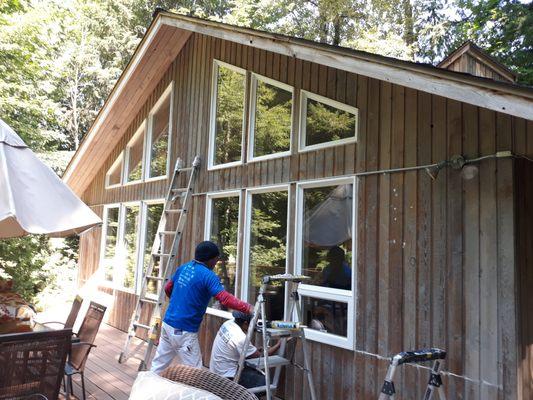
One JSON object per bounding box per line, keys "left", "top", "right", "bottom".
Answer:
{"left": 248, "top": 75, "right": 292, "bottom": 160}
{"left": 300, "top": 91, "right": 358, "bottom": 151}
{"left": 244, "top": 187, "right": 289, "bottom": 320}
{"left": 141, "top": 202, "right": 164, "bottom": 296}
{"left": 148, "top": 92, "right": 171, "bottom": 178}
{"left": 205, "top": 192, "right": 240, "bottom": 314}
{"left": 105, "top": 153, "right": 123, "bottom": 188}
{"left": 125, "top": 126, "right": 145, "bottom": 184}
{"left": 295, "top": 178, "right": 356, "bottom": 349}
{"left": 102, "top": 205, "right": 120, "bottom": 282}
{"left": 122, "top": 204, "right": 141, "bottom": 289}
{"left": 209, "top": 61, "right": 246, "bottom": 169}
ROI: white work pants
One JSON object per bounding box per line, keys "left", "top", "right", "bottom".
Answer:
{"left": 151, "top": 322, "right": 202, "bottom": 374}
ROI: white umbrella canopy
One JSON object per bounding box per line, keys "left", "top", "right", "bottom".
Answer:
{"left": 0, "top": 119, "right": 101, "bottom": 238}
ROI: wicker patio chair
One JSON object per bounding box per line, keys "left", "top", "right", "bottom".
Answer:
{"left": 64, "top": 301, "right": 106, "bottom": 400}
{"left": 42, "top": 295, "right": 83, "bottom": 331}
{"left": 161, "top": 365, "right": 258, "bottom": 400}
{"left": 0, "top": 328, "right": 72, "bottom": 400}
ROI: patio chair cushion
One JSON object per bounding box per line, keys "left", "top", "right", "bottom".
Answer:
{"left": 129, "top": 371, "right": 223, "bottom": 400}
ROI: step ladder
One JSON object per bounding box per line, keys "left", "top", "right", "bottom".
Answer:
{"left": 378, "top": 348, "right": 447, "bottom": 400}
{"left": 235, "top": 274, "right": 317, "bottom": 400}
{"left": 118, "top": 156, "right": 200, "bottom": 370}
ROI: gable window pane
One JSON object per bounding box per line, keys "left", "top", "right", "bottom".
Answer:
{"left": 126, "top": 129, "right": 144, "bottom": 183}
{"left": 252, "top": 79, "right": 292, "bottom": 157}
{"left": 209, "top": 196, "right": 239, "bottom": 310}
{"left": 302, "top": 184, "right": 353, "bottom": 290}
{"left": 143, "top": 203, "right": 164, "bottom": 295}
{"left": 106, "top": 154, "right": 123, "bottom": 187}
{"left": 149, "top": 95, "right": 170, "bottom": 178}
{"left": 103, "top": 207, "right": 119, "bottom": 282}
{"left": 213, "top": 64, "right": 245, "bottom": 166}
{"left": 122, "top": 204, "right": 140, "bottom": 289}
{"left": 248, "top": 190, "right": 288, "bottom": 320}
{"left": 305, "top": 96, "right": 356, "bottom": 147}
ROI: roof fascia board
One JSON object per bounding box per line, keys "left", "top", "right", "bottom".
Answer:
{"left": 161, "top": 14, "right": 532, "bottom": 120}
{"left": 63, "top": 18, "right": 164, "bottom": 184}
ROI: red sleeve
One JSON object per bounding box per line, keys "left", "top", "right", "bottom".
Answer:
{"left": 164, "top": 280, "right": 173, "bottom": 298}
{"left": 215, "top": 290, "right": 253, "bottom": 314}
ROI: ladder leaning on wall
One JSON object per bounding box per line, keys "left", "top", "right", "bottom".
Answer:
{"left": 118, "top": 155, "right": 200, "bottom": 371}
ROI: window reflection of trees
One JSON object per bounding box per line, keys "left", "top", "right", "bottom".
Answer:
{"left": 209, "top": 197, "right": 239, "bottom": 310}
{"left": 249, "top": 191, "right": 288, "bottom": 320}
{"left": 123, "top": 205, "right": 140, "bottom": 289}
{"left": 150, "top": 95, "right": 170, "bottom": 178}
{"left": 214, "top": 66, "right": 245, "bottom": 165}
{"left": 107, "top": 155, "right": 122, "bottom": 186}
{"left": 127, "top": 131, "right": 144, "bottom": 182}
{"left": 306, "top": 99, "right": 356, "bottom": 147}
{"left": 143, "top": 203, "right": 164, "bottom": 295}
{"left": 103, "top": 207, "right": 119, "bottom": 282}
{"left": 253, "top": 80, "right": 291, "bottom": 157}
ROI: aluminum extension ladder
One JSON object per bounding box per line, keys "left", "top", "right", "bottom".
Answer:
{"left": 379, "top": 348, "right": 447, "bottom": 400}
{"left": 235, "top": 274, "right": 317, "bottom": 400}
{"left": 118, "top": 156, "right": 200, "bottom": 370}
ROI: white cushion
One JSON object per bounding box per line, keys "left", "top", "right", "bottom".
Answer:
{"left": 129, "top": 371, "right": 223, "bottom": 400}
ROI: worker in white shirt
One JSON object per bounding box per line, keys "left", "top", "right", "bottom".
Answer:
{"left": 209, "top": 311, "right": 281, "bottom": 388}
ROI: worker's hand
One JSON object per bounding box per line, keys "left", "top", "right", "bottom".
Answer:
{"left": 247, "top": 304, "right": 254, "bottom": 314}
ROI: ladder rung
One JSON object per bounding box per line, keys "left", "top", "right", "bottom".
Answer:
{"left": 146, "top": 275, "right": 165, "bottom": 281}
{"left": 179, "top": 167, "right": 194, "bottom": 172}
{"left": 133, "top": 322, "right": 151, "bottom": 330}
{"left": 159, "top": 231, "right": 176, "bottom": 235}
{"left": 140, "top": 298, "right": 158, "bottom": 305}
{"left": 152, "top": 252, "right": 171, "bottom": 258}
{"left": 171, "top": 188, "right": 187, "bottom": 193}
{"left": 165, "top": 209, "right": 183, "bottom": 214}
{"left": 246, "top": 355, "right": 290, "bottom": 369}
{"left": 247, "top": 384, "right": 278, "bottom": 394}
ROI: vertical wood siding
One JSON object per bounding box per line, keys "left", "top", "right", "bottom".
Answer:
{"left": 77, "top": 33, "right": 533, "bottom": 399}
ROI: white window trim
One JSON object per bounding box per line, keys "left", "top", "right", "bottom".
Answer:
{"left": 247, "top": 73, "right": 293, "bottom": 163}
{"left": 242, "top": 184, "right": 290, "bottom": 305}
{"left": 99, "top": 203, "right": 121, "bottom": 288}
{"left": 105, "top": 153, "right": 124, "bottom": 189}
{"left": 299, "top": 90, "right": 358, "bottom": 153}
{"left": 294, "top": 176, "right": 357, "bottom": 350}
{"left": 146, "top": 83, "right": 173, "bottom": 181}
{"left": 123, "top": 123, "right": 146, "bottom": 186}
{"left": 208, "top": 60, "right": 247, "bottom": 171}
{"left": 204, "top": 190, "right": 242, "bottom": 319}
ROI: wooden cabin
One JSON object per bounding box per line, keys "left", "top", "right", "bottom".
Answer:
{"left": 63, "top": 11, "right": 533, "bottom": 400}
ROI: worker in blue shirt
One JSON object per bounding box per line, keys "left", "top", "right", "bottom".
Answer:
{"left": 151, "top": 241, "right": 253, "bottom": 374}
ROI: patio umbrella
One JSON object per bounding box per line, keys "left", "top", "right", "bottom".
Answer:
{"left": 0, "top": 119, "right": 101, "bottom": 238}
{"left": 304, "top": 184, "right": 352, "bottom": 247}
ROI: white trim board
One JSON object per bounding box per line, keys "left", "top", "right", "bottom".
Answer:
{"left": 161, "top": 14, "right": 533, "bottom": 121}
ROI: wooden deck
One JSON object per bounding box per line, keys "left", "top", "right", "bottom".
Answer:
{"left": 65, "top": 323, "right": 143, "bottom": 400}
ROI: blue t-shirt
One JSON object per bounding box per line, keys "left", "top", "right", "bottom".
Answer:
{"left": 164, "top": 260, "right": 224, "bottom": 332}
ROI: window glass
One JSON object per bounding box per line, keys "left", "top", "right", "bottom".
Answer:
{"left": 143, "top": 203, "right": 164, "bottom": 295}
{"left": 252, "top": 79, "right": 292, "bottom": 157}
{"left": 122, "top": 204, "right": 140, "bottom": 289}
{"left": 304, "top": 96, "right": 356, "bottom": 147}
{"left": 301, "top": 184, "right": 353, "bottom": 290}
{"left": 103, "top": 207, "right": 119, "bottom": 282}
{"left": 248, "top": 190, "right": 288, "bottom": 319}
{"left": 213, "top": 64, "right": 245, "bottom": 166}
{"left": 301, "top": 295, "right": 348, "bottom": 337}
{"left": 106, "top": 154, "right": 123, "bottom": 187}
{"left": 209, "top": 196, "right": 239, "bottom": 310}
{"left": 149, "top": 95, "right": 170, "bottom": 178}
{"left": 126, "top": 129, "right": 144, "bottom": 182}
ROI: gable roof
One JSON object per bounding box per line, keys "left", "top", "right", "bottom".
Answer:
{"left": 63, "top": 10, "right": 533, "bottom": 196}
{"left": 438, "top": 41, "right": 516, "bottom": 83}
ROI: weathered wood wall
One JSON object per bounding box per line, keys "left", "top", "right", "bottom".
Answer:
{"left": 79, "top": 33, "right": 533, "bottom": 399}
{"left": 443, "top": 52, "right": 515, "bottom": 83}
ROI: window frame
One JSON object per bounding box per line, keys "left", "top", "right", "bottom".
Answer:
{"left": 242, "top": 184, "right": 291, "bottom": 308}
{"left": 204, "top": 190, "right": 242, "bottom": 319}
{"left": 138, "top": 198, "right": 165, "bottom": 297}
{"left": 294, "top": 176, "right": 357, "bottom": 350}
{"left": 208, "top": 60, "right": 247, "bottom": 171}
{"left": 247, "top": 73, "right": 294, "bottom": 163}
{"left": 99, "top": 203, "right": 121, "bottom": 286}
{"left": 145, "top": 84, "right": 173, "bottom": 182}
{"left": 123, "top": 123, "right": 146, "bottom": 186}
{"left": 299, "top": 90, "right": 359, "bottom": 153}
{"left": 105, "top": 152, "right": 124, "bottom": 189}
